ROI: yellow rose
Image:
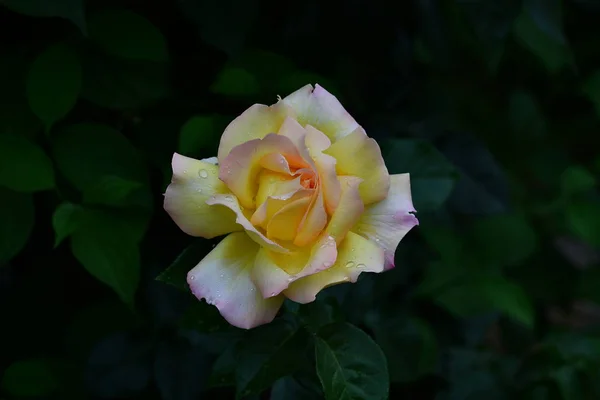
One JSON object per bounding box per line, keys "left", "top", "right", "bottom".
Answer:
{"left": 164, "top": 84, "right": 418, "bottom": 329}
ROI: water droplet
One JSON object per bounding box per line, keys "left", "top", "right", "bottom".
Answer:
{"left": 270, "top": 292, "right": 276, "bottom": 297}
{"left": 219, "top": 273, "right": 224, "bottom": 278}
{"left": 287, "top": 277, "right": 294, "bottom": 282}
{"left": 198, "top": 169, "right": 208, "bottom": 178}
{"left": 250, "top": 287, "right": 255, "bottom": 292}
{"left": 345, "top": 261, "right": 355, "bottom": 268}
{"left": 189, "top": 275, "right": 195, "bottom": 280}
{"left": 183, "top": 169, "right": 188, "bottom": 174}
{"left": 197, "top": 188, "right": 203, "bottom": 193}
{"left": 375, "top": 237, "right": 380, "bottom": 243}
{"left": 356, "top": 263, "right": 366, "bottom": 269}
{"left": 323, "top": 261, "right": 332, "bottom": 268}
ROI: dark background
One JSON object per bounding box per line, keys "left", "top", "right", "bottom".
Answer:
{"left": 2, "top": 0, "right": 600, "bottom": 399}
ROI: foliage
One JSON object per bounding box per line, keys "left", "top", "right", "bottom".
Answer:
{"left": 2, "top": 0, "right": 600, "bottom": 399}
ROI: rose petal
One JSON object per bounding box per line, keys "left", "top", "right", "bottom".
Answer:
{"left": 324, "top": 126, "right": 390, "bottom": 205}
{"left": 313, "top": 152, "right": 341, "bottom": 214}
{"left": 187, "top": 232, "right": 284, "bottom": 329}
{"left": 217, "top": 103, "right": 293, "bottom": 161}
{"left": 164, "top": 153, "right": 240, "bottom": 238}
{"left": 220, "top": 133, "right": 307, "bottom": 209}
{"left": 304, "top": 125, "right": 331, "bottom": 155}
{"left": 325, "top": 176, "right": 364, "bottom": 244}
{"left": 283, "top": 232, "right": 385, "bottom": 303}
{"left": 266, "top": 196, "right": 312, "bottom": 241}
{"left": 352, "top": 173, "right": 418, "bottom": 269}
{"left": 251, "top": 188, "right": 312, "bottom": 228}
{"left": 251, "top": 234, "right": 337, "bottom": 298}
{"left": 206, "top": 193, "right": 291, "bottom": 254}
{"left": 294, "top": 189, "right": 327, "bottom": 247}
{"left": 254, "top": 171, "right": 304, "bottom": 212}
{"left": 281, "top": 84, "right": 359, "bottom": 142}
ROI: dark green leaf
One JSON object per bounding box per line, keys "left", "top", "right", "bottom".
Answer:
{"left": 434, "top": 275, "right": 535, "bottom": 328}
{"left": 560, "top": 165, "right": 596, "bottom": 196}
{"left": 524, "top": 0, "right": 566, "bottom": 45}
{"left": 52, "top": 123, "right": 147, "bottom": 193}
{"left": 82, "top": 175, "right": 144, "bottom": 208}
{"left": 1, "top": 358, "right": 59, "bottom": 397}
{"left": 0, "top": 134, "right": 54, "bottom": 192}
{"left": 208, "top": 341, "right": 238, "bottom": 388}
{"left": 566, "top": 200, "right": 600, "bottom": 247}
{"left": 552, "top": 365, "right": 583, "bottom": 400}
{"left": 509, "top": 90, "right": 546, "bottom": 140}
{"left": 179, "top": 301, "right": 233, "bottom": 334}
{"left": 298, "top": 299, "right": 344, "bottom": 334}
{"left": 236, "top": 320, "right": 309, "bottom": 398}
{"left": 468, "top": 212, "right": 539, "bottom": 267}
{"left": 85, "top": 331, "right": 154, "bottom": 398}
{"left": 80, "top": 46, "right": 171, "bottom": 109}
{"left": 178, "top": 115, "right": 224, "bottom": 157}
{"left": 26, "top": 42, "right": 81, "bottom": 129}
{"left": 210, "top": 67, "right": 261, "bottom": 97}
{"left": 315, "top": 323, "right": 389, "bottom": 400}
{"left": 582, "top": 70, "right": 600, "bottom": 118}
{"left": 154, "top": 337, "right": 212, "bottom": 400}
{"left": 0, "top": 188, "right": 34, "bottom": 262}
{"left": 70, "top": 209, "right": 143, "bottom": 306}
{"left": 385, "top": 139, "right": 458, "bottom": 212}
{"left": 176, "top": 0, "right": 258, "bottom": 56}
{"left": 52, "top": 202, "right": 83, "bottom": 248}
{"left": 2, "top": 0, "right": 86, "bottom": 33}
{"left": 88, "top": 10, "right": 168, "bottom": 62}
{"left": 270, "top": 376, "right": 323, "bottom": 400}
{"left": 157, "top": 239, "right": 214, "bottom": 291}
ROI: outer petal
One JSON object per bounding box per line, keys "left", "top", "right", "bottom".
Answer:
{"left": 206, "top": 194, "right": 291, "bottom": 254}
{"left": 187, "top": 232, "right": 284, "bottom": 329}
{"left": 324, "top": 127, "right": 390, "bottom": 205}
{"left": 220, "top": 133, "right": 306, "bottom": 209}
{"left": 217, "top": 103, "right": 293, "bottom": 161}
{"left": 164, "top": 153, "right": 240, "bottom": 238}
{"left": 284, "top": 232, "right": 385, "bottom": 303}
{"left": 281, "top": 84, "right": 359, "bottom": 143}
{"left": 352, "top": 173, "right": 418, "bottom": 269}
{"left": 251, "top": 235, "right": 337, "bottom": 298}
{"left": 325, "top": 176, "right": 364, "bottom": 244}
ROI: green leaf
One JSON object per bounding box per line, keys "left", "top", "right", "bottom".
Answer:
{"left": 179, "top": 301, "right": 233, "bottom": 333}
{"left": 210, "top": 67, "right": 260, "bottom": 97}
{"left": 271, "top": 376, "right": 323, "bottom": 400}
{"left": 51, "top": 123, "right": 148, "bottom": 193}
{"left": 582, "top": 71, "right": 600, "bottom": 118}
{"left": 468, "top": 212, "right": 539, "bottom": 267}
{"left": 384, "top": 139, "right": 458, "bottom": 212}
{"left": 434, "top": 275, "right": 535, "bottom": 328}
{"left": 26, "top": 42, "right": 82, "bottom": 130}
{"left": 88, "top": 10, "right": 168, "bottom": 62}
{"left": 513, "top": 10, "right": 572, "bottom": 74}
{"left": 0, "top": 134, "right": 54, "bottom": 192}
{"left": 0, "top": 188, "right": 34, "bottom": 262}
{"left": 369, "top": 315, "right": 438, "bottom": 383}
{"left": 82, "top": 175, "right": 144, "bottom": 207}
{"left": 235, "top": 320, "right": 309, "bottom": 398}
{"left": 524, "top": 0, "right": 566, "bottom": 45}
{"left": 157, "top": 239, "right": 217, "bottom": 291}
{"left": 1, "top": 358, "right": 59, "bottom": 397}
{"left": 1, "top": 0, "right": 86, "bottom": 34}
{"left": 178, "top": 115, "right": 224, "bottom": 157}
{"left": 80, "top": 46, "right": 171, "bottom": 110}
{"left": 52, "top": 202, "right": 83, "bottom": 248}
{"left": 560, "top": 165, "right": 596, "bottom": 196}
{"left": 566, "top": 200, "right": 600, "bottom": 247}
{"left": 509, "top": 90, "right": 546, "bottom": 140}
{"left": 315, "top": 323, "right": 389, "bottom": 400}
{"left": 71, "top": 218, "right": 140, "bottom": 307}
{"left": 552, "top": 365, "right": 583, "bottom": 400}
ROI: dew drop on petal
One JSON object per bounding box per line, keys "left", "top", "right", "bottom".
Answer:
{"left": 323, "top": 261, "right": 332, "bottom": 268}
{"left": 183, "top": 169, "right": 188, "bottom": 174}
{"left": 189, "top": 275, "right": 195, "bottom": 280}
{"left": 356, "top": 263, "right": 366, "bottom": 269}
{"left": 270, "top": 292, "right": 276, "bottom": 297}
{"left": 198, "top": 169, "right": 209, "bottom": 178}
{"left": 197, "top": 188, "right": 203, "bottom": 193}
{"left": 345, "top": 261, "right": 355, "bottom": 268}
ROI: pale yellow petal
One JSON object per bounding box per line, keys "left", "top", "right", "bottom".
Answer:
{"left": 324, "top": 126, "right": 390, "bottom": 205}
{"left": 251, "top": 235, "right": 337, "bottom": 298}
{"left": 217, "top": 103, "right": 294, "bottom": 161}
{"left": 187, "top": 232, "right": 284, "bottom": 329}
{"left": 325, "top": 176, "right": 364, "bottom": 244}
{"left": 352, "top": 173, "right": 418, "bottom": 269}
{"left": 294, "top": 189, "right": 327, "bottom": 247}
{"left": 284, "top": 232, "right": 385, "bottom": 303}
{"left": 164, "top": 153, "right": 240, "bottom": 238}
{"left": 281, "top": 84, "right": 359, "bottom": 142}
{"left": 266, "top": 196, "right": 311, "bottom": 241}
{"left": 206, "top": 193, "right": 291, "bottom": 254}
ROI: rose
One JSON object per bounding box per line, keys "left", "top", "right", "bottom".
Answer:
{"left": 164, "top": 84, "right": 418, "bottom": 329}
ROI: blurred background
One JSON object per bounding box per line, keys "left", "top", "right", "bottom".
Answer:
{"left": 1, "top": 0, "right": 600, "bottom": 399}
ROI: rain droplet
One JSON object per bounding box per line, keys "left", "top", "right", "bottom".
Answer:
{"left": 351, "top": 247, "right": 356, "bottom": 252}
{"left": 219, "top": 273, "right": 224, "bottom": 278}
{"left": 287, "top": 277, "right": 294, "bottom": 282}
{"left": 356, "top": 263, "right": 366, "bottom": 269}
{"left": 270, "top": 292, "right": 276, "bottom": 297}
{"left": 197, "top": 188, "right": 203, "bottom": 193}
{"left": 250, "top": 287, "right": 255, "bottom": 292}
{"left": 189, "top": 275, "right": 195, "bottom": 280}
{"left": 323, "top": 261, "right": 332, "bottom": 268}
{"left": 183, "top": 169, "right": 188, "bottom": 174}
{"left": 198, "top": 169, "right": 209, "bottom": 178}
{"left": 345, "top": 261, "right": 355, "bottom": 268}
